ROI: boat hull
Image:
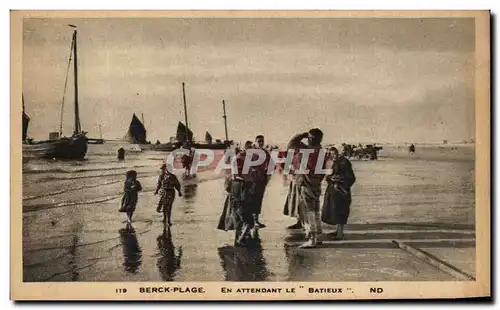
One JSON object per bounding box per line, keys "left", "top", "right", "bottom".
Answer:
{"left": 87, "top": 138, "right": 104, "bottom": 145}
{"left": 23, "top": 134, "right": 88, "bottom": 160}
{"left": 192, "top": 143, "right": 227, "bottom": 150}
{"left": 149, "top": 143, "right": 179, "bottom": 152}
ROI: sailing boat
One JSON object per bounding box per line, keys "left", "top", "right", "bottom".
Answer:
{"left": 22, "top": 95, "right": 30, "bottom": 142}
{"left": 123, "top": 113, "right": 147, "bottom": 144}
{"left": 22, "top": 25, "right": 88, "bottom": 160}
{"left": 175, "top": 121, "right": 193, "bottom": 144}
{"left": 178, "top": 84, "right": 227, "bottom": 150}
{"left": 87, "top": 122, "right": 104, "bottom": 145}
{"left": 205, "top": 131, "right": 213, "bottom": 144}
{"left": 151, "top": 83, "right": 230, "bottom": 151}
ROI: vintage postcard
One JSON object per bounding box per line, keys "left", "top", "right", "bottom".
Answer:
{"left": 11, "top": 10, "right": 490, "bottom": 300}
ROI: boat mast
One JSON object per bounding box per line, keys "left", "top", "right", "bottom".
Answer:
{"left": 59, "top": 30, "right": 76, "bottom": 137}
{"left": 182, "top": 82, "right": 190, "bottom": 143}
{"left": 70, "top": 25, "right": 81, "bottom": 135}
{"left": 222, "top": 100, "right": 229, "bottom": 142}
{"left": 98, "top": 124, "right": 103, "bottom": 139}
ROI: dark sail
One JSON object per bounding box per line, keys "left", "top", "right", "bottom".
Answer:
{"left": 205, "top": 131, "right": 213, "bottom": 144}
{"left": 22, "top": 99, "right": 30, "bottom": 141}
{"left": 124, "top": 113, "right": 147, "bottom": 144}
{"left": 175, "top": 121, "right": 193, "bottom": 143}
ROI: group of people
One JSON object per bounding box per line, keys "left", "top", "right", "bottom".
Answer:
{"left": 118, "top": 127, "right": 356, "bottom": 250}
{"left": 218, "top": 128, "right": 356, "bottom": 249}
{"left": 284, "top": 129, "right": 356, "bottom": 247}
{"left": 119, "top": 163, "right": 183, "bottom": 226}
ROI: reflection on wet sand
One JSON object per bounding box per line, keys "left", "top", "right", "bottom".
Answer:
{"left": 119, "top": 224, "right": 142, "bottom": 274}
{"left": 284, "top": 243, "right": 314, "bottom": 281}
{"left": 68, "top": 234, "right": 80, "bottom": 281}
{"left": 156, "top": 225, "right": 182, "bottom": 281}
{"left": 218, "top": 232, "right": 270, "bottom": 281}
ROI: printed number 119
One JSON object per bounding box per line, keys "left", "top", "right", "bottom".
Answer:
{"left": 116, "top": 288, "right": 127, "bottom": 293}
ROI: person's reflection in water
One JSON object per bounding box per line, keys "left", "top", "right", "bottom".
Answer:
{"left": 283, "top": 243, "right": 315, "bottom": 281}
{"left": 182, "top": 183, "right": 198, "bottom": 201}
{"left": 217, "top": 231, "right": 270, "bottom": 281}
{"left": 156, "top": 224, "right": 183, "bottom": 281}
{"left": 119, "top": 224, "right": 142, "bottom": 274}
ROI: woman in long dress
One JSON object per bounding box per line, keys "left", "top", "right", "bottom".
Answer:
{"left": 217, "top": 142, "right": 255, "bottom": 246}
{"left": 321, "top": 147, "right": 356, "bottom": 240}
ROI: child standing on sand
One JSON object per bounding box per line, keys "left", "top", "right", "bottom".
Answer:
{"left": 119, "top": 170, "right": 142, "bottom": 224}
{"left": 155, "top": 164, "right": 182, "bottom": 225}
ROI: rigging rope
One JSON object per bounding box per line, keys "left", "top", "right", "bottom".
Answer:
{"left": 59, "top": 37, "right": 75, "bottom": 137}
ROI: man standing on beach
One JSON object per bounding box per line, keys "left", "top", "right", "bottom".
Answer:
{"left": 287, "top": 128, "right": 328, "bottom": 248}
{"left": 251, "top": 135, "right": 271, "bottom": 228}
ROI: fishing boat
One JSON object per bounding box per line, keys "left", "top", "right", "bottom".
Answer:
{"left": 87, "top": 123, "right": 104, "bottom": 144}
{"left": 151, "top": 122, "right": 188, "bottom": 151}
{"left": 205, "top": 131, "right": 213, "bottom": 144}
{"left": 22, "top": 96, "right": 30, "bottom": 142}
{"left": 151, "top": 123, "right": 227, "bottom": 151}
{"left": 151, "top": 83, "right": 230, "bottom": 151}
{"left": 23, "top": 25, "right": 88, "bottom": 160}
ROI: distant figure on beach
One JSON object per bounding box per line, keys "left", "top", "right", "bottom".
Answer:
{"left": 341, "top": 143, "right": 353, "bottom": 158}
{"left": 251, "top": 135, "right": 271, "bottom": 228}
{"left": 284, "top": 128, "right": 328, "bottom": 248}
{"left": 409, "top": 144, "right": 416, "bottom": 155}
{"left": 117, "top": 147, "right": 125, "bottom": 160}
{"left": 119, "top": 170, "right": 142, "bottom": 224}
{"left": 368, "top": 145, "right": 378, "bottom": 160}
{"left": 155, "top": 164, "right": 182, "bottom": 225}
{"left": 321, "top": 146, "right": 356, "bottom": 240}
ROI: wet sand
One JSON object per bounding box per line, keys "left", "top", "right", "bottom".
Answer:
{"left": 22, "top": 145, "right": 475, "bottom": 282}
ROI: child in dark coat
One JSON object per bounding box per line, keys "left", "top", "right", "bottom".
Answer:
{"left": 120, "top": 170, "right": 142, "bottom": 224}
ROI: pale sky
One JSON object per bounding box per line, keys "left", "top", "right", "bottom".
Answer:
{"left": 22, "top": 17, "right": 475, "bottom": 144}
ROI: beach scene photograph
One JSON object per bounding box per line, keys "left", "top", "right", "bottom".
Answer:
{"left": 20, "top": 15, "right": 477, "bottom": 283}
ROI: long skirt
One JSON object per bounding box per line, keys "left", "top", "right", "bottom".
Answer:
{"left": 231, "top": 181, "right": 254, "bottom": 230}
{"left": 321, "top": 184, "right": 351, "bottom": 225}
{"left": 157, "top": 189, "right": 175, "bottom": 213}
{"left": 250, "top": 181, "right": 267, "bottom": 215}
{"left": 217, "top": 195, "right": 235, "bottom": 231}
{"left": 295, "top": 185, "right": 322, "bottom": 235}
{"left": 217, "top": 181, "right": 254, "bottom": 231}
